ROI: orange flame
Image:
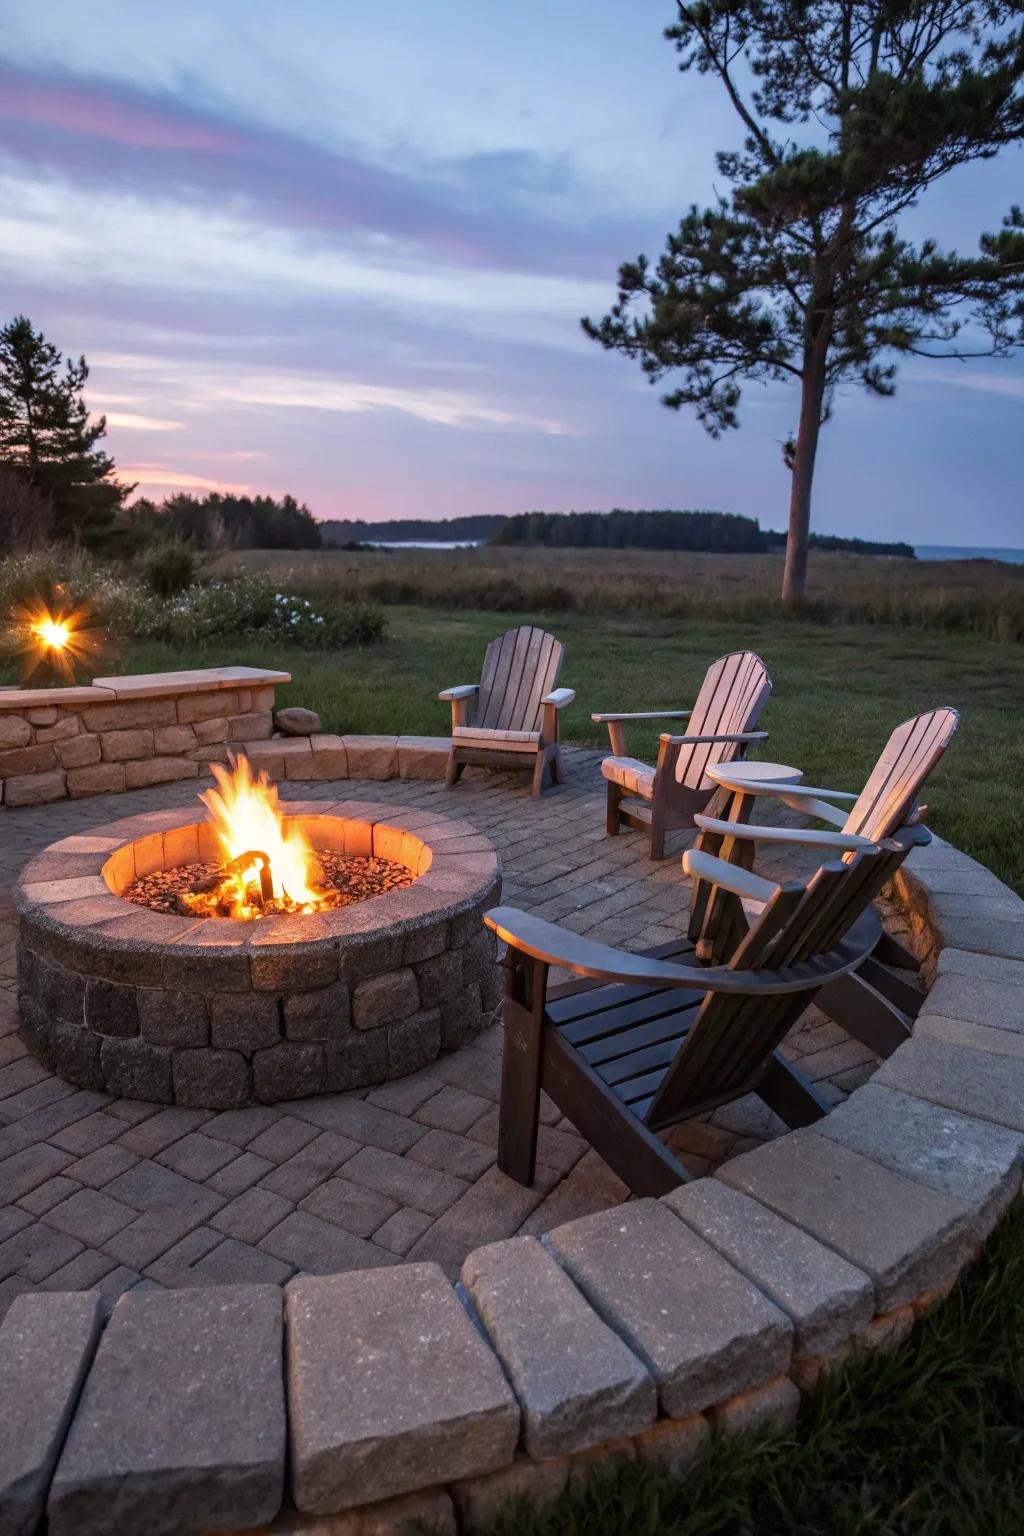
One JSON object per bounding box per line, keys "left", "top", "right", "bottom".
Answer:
{"left": 185, "top": 756, "right": 331, "bottom": 919}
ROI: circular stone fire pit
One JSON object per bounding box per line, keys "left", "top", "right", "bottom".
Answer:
{"left": 14, "top": 800, "right": 501, "bottom": 1109}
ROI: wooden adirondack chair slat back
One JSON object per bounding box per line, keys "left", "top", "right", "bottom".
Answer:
{"left": 477, "top": 625, "right": 564, "bottom": 733}
{"left": 674, "top": 651, "right": 772, "bottom": 788}
{"left": 643, "top": 845, "right": 894, "bottom": 1128}
{"left": 844, "top": 707, "right": 959, "bottom": 842}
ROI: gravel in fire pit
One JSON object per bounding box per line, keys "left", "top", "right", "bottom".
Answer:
{"left": 124, "top": 850, "right": 415, "bottom": 917}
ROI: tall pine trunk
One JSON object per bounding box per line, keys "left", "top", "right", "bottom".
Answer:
{"left": 781, "top": 336, "right": 829, "bottom": 605}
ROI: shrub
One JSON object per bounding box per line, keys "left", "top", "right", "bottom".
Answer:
{"left": 126, "top": 575, "right": 384, "bottom": 649}
{"left": 143, "top": 539, "right": 197, "bottom": 599}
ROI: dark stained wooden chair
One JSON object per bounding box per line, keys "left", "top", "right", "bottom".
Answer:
{"left": 485, "top": 824, "right": 916, "bottom": 1197}
{"left": 687, "top": 708, "right": 960, "bottom": 1058}
{"left": 439, "top": 625, "right": 574, "bottom": 797}
{"left": 594, "top": 651, "right": 772, "bottom": 858}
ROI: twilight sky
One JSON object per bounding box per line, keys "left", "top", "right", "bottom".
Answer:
{"left": 1, "top": 0, "right": 1021, "bottom": 544}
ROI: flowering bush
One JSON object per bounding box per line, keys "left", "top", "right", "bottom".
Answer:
{"left": 131, "top": 576, "right": 384, "bottom": 648}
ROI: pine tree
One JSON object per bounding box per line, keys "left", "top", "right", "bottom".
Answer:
{"left": 0, "top": 316, "right": 131, "bottom": 548}
{"left": 583, "top": 2, "right": 1024, "bottom": 602}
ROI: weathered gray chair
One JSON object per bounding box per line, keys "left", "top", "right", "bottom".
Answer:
{"left": 486, "top": 823, "right": 916, "bottom": 1196}
{"left": 688, "top": 707, "right": 960, "bottom": 1056}
{"left": 594, "top": 651, "right": 772, "bottom": 857}
{"left": 439, "top": 625, "right": 574, "bottom": 797}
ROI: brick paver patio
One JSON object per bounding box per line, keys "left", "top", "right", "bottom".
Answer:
{"left": 0, "top": 750, "right": 883, "bottom": 1315}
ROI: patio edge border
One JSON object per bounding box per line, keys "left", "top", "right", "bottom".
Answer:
{"left": 1, "top": 834, "right": 1022, "bottom": 1536}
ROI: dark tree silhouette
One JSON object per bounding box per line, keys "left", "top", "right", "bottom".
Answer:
{"left": 0, "top": 316, "right": 131, "bottom": 548}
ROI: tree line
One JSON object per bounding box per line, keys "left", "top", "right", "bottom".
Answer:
{"left": 130, "top": 492, "right": 321, "bottom": 551}
{"left": 493, "top": 509, "right": 764, "bottom": 551}
{"left": 492, "top": 510, "right": 913, "bottom": 557}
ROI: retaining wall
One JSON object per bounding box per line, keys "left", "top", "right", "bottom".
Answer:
{"left": 0, "top": 668, "right": 290, "bottom": 808}
{"left": 1, "top": 835, "right": 1023, "bottom": 1535}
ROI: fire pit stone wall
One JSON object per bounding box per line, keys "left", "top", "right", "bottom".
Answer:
{"left": 15, "top": 802, "right": 502, "bottom": 1108}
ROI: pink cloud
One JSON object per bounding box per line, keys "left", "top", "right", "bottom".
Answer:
{"left": 121, "top": 466, "right": 253, "bottom": 494}
{"left": 0, "top": 67, "right": 244, "bottom": 153}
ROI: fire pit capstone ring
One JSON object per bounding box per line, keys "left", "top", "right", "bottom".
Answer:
{"left": 14, "top": 801, "right": 502, "bottom": 1109}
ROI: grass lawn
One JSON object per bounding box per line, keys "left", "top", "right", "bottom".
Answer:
{"left": 120, "top": 605, "right": 1024, "bottom": 894}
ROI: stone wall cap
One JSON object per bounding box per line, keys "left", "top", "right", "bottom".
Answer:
{"left": 662, "top": 1178, "right": 875, "bottom": 1360}
{"left": 0, "top": 1290, "right": 105, "bottom": 1536}
{"left": 90, "top": 666, "right": 291, "bottom": 698}
{"left": 461, "top": 1235, "right": 657, "bottom": 1459}
{"left": 0, "top": 685, "right": 117, "bottom": 710}
{"left": 715, "top": 1127, "right": 977, "bottom": 1311}
{"left": 286, "top": 1263, "right": 519, "bottom": 1514}
{"left": 542, "top": 1198, "right": 792, "bottom": 1420}
{"left": 47, "top": 1283, "right": 286, "bottom": 1536}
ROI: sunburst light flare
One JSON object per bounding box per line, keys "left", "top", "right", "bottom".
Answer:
{"left": 12, "top": 595, "right": 106, "bottom": 685}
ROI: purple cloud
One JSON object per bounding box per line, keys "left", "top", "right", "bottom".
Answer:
{"left": 0, "top": 60, "right": 640, "bottom": 278}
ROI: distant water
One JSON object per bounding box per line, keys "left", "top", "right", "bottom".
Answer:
{"left": 363, "top": 537, "right": 1024, "bottom": 562}
{"left": 367, "top": 539, "right": 482, "bottom": 550}
{"left": 915, "top": 545, "right": 1024, "bottom": 564}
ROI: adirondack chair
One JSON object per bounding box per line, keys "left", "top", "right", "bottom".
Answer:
{"left": 439, "top": 625, "right": 574, "bottom": 797}
{"left": 687, "top": 707, "right": 960, "bottom": 1058}
{"left": 594, "top": 651, "right": 772, "bottom": 858}
{"left": 486, "top": 823, "right": 917, "bottom": 1196}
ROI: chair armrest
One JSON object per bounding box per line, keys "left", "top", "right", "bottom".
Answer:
{"left": 438, "top": 685, "right": 479, "bottom": 702}
{"left": 543, "top": 688, "right": 575, "bottom": 708}
{"left": 658, "top": 730, "right": 768, "bottom": 747}
{"left": 485, "top": 906, "right": 710, "bottom": 988}
{"left": 693, "top": 814, "right": 880, "bottom": 852}
{"left": 775, "top": 793, "right": 849, "bottom": 828}
{"left": 591, "top": 710, "right": 692, "bottom": 723}
{"left": 682, "top": 849, "right": 781, "bottom": 905}
{"left": 484, "top": 905, "right": 862, "bottom": 995}
{"left": 711, "top": 776, "right": 857, "bottom": 804}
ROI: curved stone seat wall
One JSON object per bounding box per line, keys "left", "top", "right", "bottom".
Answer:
{"left": 0, "top": 668, "right": 453, "bottom": 808}
{"left": 2, "top": 834, "right": 1023, "bottom": 1536}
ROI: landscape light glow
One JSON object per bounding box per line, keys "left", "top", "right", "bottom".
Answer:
{"left": 12, "top": 596, "right": 107, "bottom": 685}
{"left": 31, "top": 615, "right": 72, "bottom": 652}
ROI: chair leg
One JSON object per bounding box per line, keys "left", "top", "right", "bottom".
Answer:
{"left": 530, "top": 751, "right": 548, "bottom": 797}
{"left": 875, "top": 930, "right": 920, "bottom": 971}
{"left": 816, "top": 972, "right": 912, "bottom": 1058}
{"left": 759, "top": 1052, "right": 830, "bottom": 1127}
{"left": 649, "top": 801, "right": 667, "bottom": 860}
{"left": 497, "top": 959, "right": 545, "bottom": 1186}
{"left": 606, "top": 781, "right": 623, "bottom": 836}
{"left": 858, "top": 956, "right": 923, "bottom": 1018}
{"left": 445, "top": 752, "right": 465, "bottom": 789}
{"left": 550, "top": 745, "right": 566, "bottom": 785}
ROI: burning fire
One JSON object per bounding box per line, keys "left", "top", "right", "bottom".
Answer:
{"left": 183, "top": 756, "right": 337, "bottom": 920}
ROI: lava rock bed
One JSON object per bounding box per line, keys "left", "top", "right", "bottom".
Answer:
{"left": 123, "top": 852, "right": 415, "bottom": 917}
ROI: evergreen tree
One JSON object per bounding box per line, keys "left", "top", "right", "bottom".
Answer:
{"left": 0, "top": 316, "right": 130, "bottom": 548}
{"left": 583, "top": 2, "right": 1024, "bottom": 602}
